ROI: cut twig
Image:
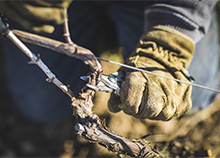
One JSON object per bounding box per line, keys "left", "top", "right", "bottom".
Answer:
{"left": 12, "top": 29, "right": 102, "bottom": 74}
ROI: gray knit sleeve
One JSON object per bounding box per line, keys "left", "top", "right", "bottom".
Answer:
{"left": 144, "top": 0, "right": 218, "bottom": 43}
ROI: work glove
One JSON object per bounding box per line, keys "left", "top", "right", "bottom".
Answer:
{"left": 0, "top": 0, "right": 72, "bottom": 33}
{"left": 108, "top": 25, "right": 195, "bottom": 121}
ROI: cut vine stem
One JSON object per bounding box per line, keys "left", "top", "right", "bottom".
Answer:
{"left": 0, "top": 16, "right": 161, "bottom": 157}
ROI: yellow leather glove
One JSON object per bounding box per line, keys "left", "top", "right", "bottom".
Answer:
{"left": 0, "top": 0, "right": 72, "bottom": 33}
{"left": 108, "top": 26, "right": 195, "bottom": 121}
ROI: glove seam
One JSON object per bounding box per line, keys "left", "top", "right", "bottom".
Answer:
{"left": 153, "top": 25, "right": 195, "bottom": 44}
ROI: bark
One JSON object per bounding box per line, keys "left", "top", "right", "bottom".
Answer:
{"left": 0, "top": 18, "right": 162, "bottom": 157}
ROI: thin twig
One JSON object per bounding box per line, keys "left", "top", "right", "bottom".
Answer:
{"left": 0, "top": 20, "right": 75, "bottom": 99}
{"left": 63, "top": 8, "right": 73, "bottom": 45}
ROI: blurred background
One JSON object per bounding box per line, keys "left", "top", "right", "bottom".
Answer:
{"left": 1, "top": 3, "right": 220, "bottom": 158}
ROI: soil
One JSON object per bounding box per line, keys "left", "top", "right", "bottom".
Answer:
{"left": 1, "top": 50, "right": 220, "bottom": 158}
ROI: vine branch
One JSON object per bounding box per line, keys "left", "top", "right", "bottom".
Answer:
{"left": 0, "top": 16, "right": 161, "bottom": 157}
{"left": 0, "top": 19, "right": 75, "bottom": 99}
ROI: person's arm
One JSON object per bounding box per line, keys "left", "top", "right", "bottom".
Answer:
{"left": 108, "top": 1, "right": 219, "bottom": 120}
{"left": 144, "top": 0, "right": 219, "bottom": 43}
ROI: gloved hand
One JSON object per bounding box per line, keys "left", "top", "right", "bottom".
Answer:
{"left": 0, "top": 0, "right": 72, "bottom": 33}
{"left": 108, "top": 25, "right": 195, "bottom": 121}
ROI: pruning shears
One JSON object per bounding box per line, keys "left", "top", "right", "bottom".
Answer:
{"left": 80, "top": 71, "right": 124, "bottom": 96}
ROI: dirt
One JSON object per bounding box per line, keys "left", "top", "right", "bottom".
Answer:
{"left": 1, "top": 50, "right": 220, "bottom": 158}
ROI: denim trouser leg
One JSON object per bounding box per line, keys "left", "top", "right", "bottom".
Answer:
{"left": 188, "top": 11, "right": 219, "bottom": 111}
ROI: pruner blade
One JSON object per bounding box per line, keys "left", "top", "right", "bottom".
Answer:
{"left": 80, "top": 71, "right": 124, "bottom": 95}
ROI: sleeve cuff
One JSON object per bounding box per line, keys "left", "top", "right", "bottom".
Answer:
{"left": 144, "top": 8, "right": 203, "bottom": 43}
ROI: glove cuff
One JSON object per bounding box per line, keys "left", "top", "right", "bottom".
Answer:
{"left": 140, "top": 25, "right": 195, "bottom": 68}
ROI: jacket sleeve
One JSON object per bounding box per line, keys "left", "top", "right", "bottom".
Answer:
{"left": 144, "top": 0, "right": 219, "bottom": 43}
